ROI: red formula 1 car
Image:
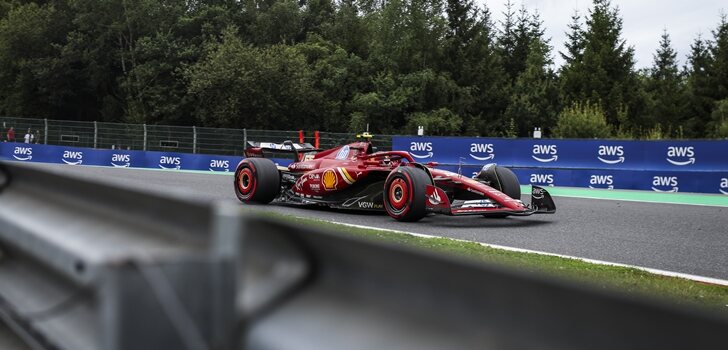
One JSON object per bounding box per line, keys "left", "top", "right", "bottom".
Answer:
{"left": 233, "top": 135, "right": 555, "bottom": 222}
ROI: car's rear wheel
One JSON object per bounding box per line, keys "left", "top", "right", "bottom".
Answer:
{"left": 234, "top": 158, "right": 280, "bottom": 204}
{"left": 383, "top": 166, "right": 428, "bottom": 222}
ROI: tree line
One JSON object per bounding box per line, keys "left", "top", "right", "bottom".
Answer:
{"left": 0, "top": 0, "right": 727, "bottom": 138}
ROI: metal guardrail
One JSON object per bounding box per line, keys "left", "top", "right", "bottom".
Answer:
{"left": 0, "top": 161, "right": 727, "bottom": 349}
{"left": 0, "top": 117, "right": 393, "bottom": 156}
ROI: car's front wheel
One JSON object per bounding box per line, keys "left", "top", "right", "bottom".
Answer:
{"left": 234, "top": 158, "right": 280, "bottom": 204}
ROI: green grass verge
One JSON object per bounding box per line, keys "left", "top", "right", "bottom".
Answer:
{"left": 260, "top": 211, "right": 728, "bottom": 313}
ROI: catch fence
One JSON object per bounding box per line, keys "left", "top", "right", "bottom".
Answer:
{"left": 0, "top": 116, "right": 392, "bottom": 156}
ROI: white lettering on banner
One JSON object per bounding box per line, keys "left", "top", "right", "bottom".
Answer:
{"left": 12, "top": 147, "right": 32, "bottom": 161}
{"left": 469, "top": 143, "right": 495, "bottom": 161}
{"left": 209, "top": 159, "right": 230, "bottom": 172}
{"left": 62, "top": 151, "right": 83, "bottom": 165}
{"left": 159, "top": 156, "right": 181, "bottom": 170}
{"left": 666, "top": 146, "right": 695, "bottom": 166}
{"left": 720, "top": 178, "right": 728, "bottom": 195}
{"left": 589, "top": 175, "right": 614, "bottom": 189}
{"left": 409, "top": 142, "right": 434, "bottom": 159}
{"left": 530, "top": 174, "right": 554, "bottom": 185}
{"left": 111, "top": 154, "right": 131, "bottom": 168}
{"left": 597, "top": 145, "right": 625, "bottom": 164}
{"left": 532, "top": 145, "right": 558, "bottom": 163}
{"left": 652, "top": 176, "right": 679, "bottom": 193}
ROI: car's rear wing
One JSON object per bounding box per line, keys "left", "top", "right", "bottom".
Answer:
{"left": 244, "top": 140, "right": 320, "bottom": 159}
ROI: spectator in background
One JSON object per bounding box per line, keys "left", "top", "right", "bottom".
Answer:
{"left": 6, "top": 126, "right": 14, "bottom": 142}
{"left": 24, "top": 129, "right": 31, "bottom": 143}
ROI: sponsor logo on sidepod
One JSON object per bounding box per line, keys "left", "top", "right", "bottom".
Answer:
{"left": 62, "top": 151, "right": 83, "bottom": 165}
{"left": 597, "top": 145, "right": 625, "bottom": 164}
{"left": 209, "top": 159, "right": 230, "bottom": 172}
{"left": 666, "top": 146, "right": 695, "bottom": 166}
{"left": 336, "top": 145, "right": 350, "bottom": 160}
{"left": 532, "top": 145, "right": 558, "bottom": 163}
{"left": 409, "top": 142, "right": 434, "bottom": 159}
{"left": 469, "top": 143, "right": 495, "bottom": 161}
{"left": 530, "top": 174, "right": 554, "bottom": 186}
{"left": 159, "top": 156, "right": 181, "bottom": 170}
{"left": 652, "top": 176, "right": 679, "bottom": 193}
{"left": 720, "top": 178, "right": 728, "bottom": 195}
{"left": 589, "top": 175, "right": 614, "bottom": 190}
{"left": 111, "top": 154, "right": 131, "bottom": 168}
{"left": 12, "top": 147, "right": 33, "bottom": 161}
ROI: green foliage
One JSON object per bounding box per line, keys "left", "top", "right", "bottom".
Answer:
{"left": 405, "top": 108, "right": 462, "bottom": 136}
{"left": 712, "top": 99, "right": 728, "bottom": 138}
{"left": 0, "top": 0, "right": 724, "bottom": 139}
{"left": 553, "top": 102, "right": 612, "bottom": 139}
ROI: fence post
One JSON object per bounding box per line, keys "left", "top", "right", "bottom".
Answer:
{"left": 43, "top": 118, "right": 48, "bottom": 145}
{"left": 93, "top": 121, "right": 98, "bottom": 149}
{"left": 143, "top": 124, "right": 147, "bottom": 151}
{"left": 243, "top": 128, "right": 247, "bottom": 150}
{"left": 193, "top": 126, "right": 197, "bottom": 154}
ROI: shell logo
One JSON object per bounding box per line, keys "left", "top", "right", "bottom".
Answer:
{"left": 323, "top": 169, "right": 338, "bottom": 190}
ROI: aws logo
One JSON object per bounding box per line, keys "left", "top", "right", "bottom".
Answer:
{"left": 530, "top": 174, "right": 554, "bottom": 186}
{"left": 409, "top": 142, "right": 433, "bottom": 159}
{"left": 652, "top": 176, "right": 679, "bottom": 193}
{"left": 532, "top": 145, "right": 558, "bottom": 163}
{"left": 12, "top": 147, "right": 33, "bottom": 161}
{"left": 597, "top": 145, "right": 624, "bottom": 164}
{"left": 589, "top": 175, "right": 614, "bottom": 190}
{"left": 666, "top": 146, "right": 695, "bottom": 166}
{"left": 209, "top": 159, "right": 230, "bottom": 172}
{"left": 111, "top": 154, "right": 131, "bottom": 168}
{"left": 62, "top": 151, "right": 83, "bottom": 165}
{"left": 720, "top": 178, "right": 728, "bottom": 195}
{"left": 469, "top": 143, "right": 495, "bottom": 161}
{"left": 159, "top": 156, "right": 181, "bottom": 170}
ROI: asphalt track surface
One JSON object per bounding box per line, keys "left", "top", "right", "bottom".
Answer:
{"left": 17, "top": 162, "right": 728, "bottom": 280}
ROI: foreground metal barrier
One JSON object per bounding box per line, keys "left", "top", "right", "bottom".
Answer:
{"left": 0, "top": 162, "right": 726, "bottom": 350}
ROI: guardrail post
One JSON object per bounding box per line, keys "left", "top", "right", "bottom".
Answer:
{"left": 143, "top": 123, "right": 147, "bottom": 151}
{"left": 94, "top": 121, "right": 98, "bottom": 149}
{"left": 193, "top": 126, "right": 197, "bottom": 154}
{"left": 243, "top": 128, "right": 247, "bottom": 150}
{"left": 43, "top": 118, "right": 48, "bottom": 144}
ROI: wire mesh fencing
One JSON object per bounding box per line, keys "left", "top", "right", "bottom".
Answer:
{"left": 0, "top": 116, "right": 394, "bottom": 156}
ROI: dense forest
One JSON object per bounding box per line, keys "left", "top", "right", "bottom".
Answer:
{"left": 0, "top": 0, "right": 727, "bottom": 138}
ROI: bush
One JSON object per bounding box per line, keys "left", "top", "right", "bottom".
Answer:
{"left": 553, "top": 102, "right": 612, "bottom": 139}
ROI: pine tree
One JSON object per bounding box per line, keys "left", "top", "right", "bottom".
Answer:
{"left": 559, "top": 0, "right": 643, "bottom": 131}
{"left": 645, "top": 29, "right": 685, "bottom": 135}
{"left": 710, "top": 14, "right": 728, "bottom": 101}
{"left": 683, "top": 35, "right": 714, "bottom": 137}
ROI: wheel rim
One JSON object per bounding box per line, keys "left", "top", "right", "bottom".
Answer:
{"left": 237, "top": 168, "right": 255, "bottom": 196}
{"left": 388, "top": 178, "right": 409, "bottom": 212}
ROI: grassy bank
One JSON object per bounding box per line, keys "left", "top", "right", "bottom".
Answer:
{"left": 266, "top": 212, "right": 728, "bottom": 312}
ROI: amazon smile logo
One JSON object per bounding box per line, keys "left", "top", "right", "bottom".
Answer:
{"left": 666, "top": 146, "right": 695, "bottom": 166}
{"left": 532, "top": 144, "right": 558, "bottom": 163}
{"left": 62, "top": 150, "right": 83, "bottom": 165}
{"left": 652, "top": 176, "right": 679, "bottom": 193}
{"left": 409, "top": 142, "right": 433, "bottom": 159}
{"left": 469, "top": 143, "right": 495, "bottom": 161}
{"left": 597, "top": 145, "right": 625, "bottom": 164}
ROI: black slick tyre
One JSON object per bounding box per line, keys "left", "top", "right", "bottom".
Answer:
{"left": 383, "top": 166, "right": 428, "bottom": 222}
{"left": 234, "top": 158, "right": 280, "bottom": 204}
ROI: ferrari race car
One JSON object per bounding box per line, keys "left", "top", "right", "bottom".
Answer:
{"left": 233, "top": 136, "right": 556, "bottom": 222}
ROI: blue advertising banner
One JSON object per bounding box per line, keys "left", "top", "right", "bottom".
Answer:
{"left": 0, "top": 142, "right": 293, "bottom": 172}
{"left": 394, "top": 137, "right": 728, "bottom": 171}
{"left": 395, "top": 137, "right": 728, "bottom": 194}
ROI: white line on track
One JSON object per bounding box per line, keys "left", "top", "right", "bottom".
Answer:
{"left": 324, "top": 220, "right": 728, "bottom": 287}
